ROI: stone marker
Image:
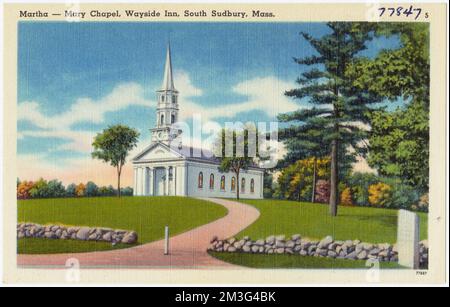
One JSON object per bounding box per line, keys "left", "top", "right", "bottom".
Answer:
{"left": 397, "top": 209, "right": 420, "bottom": 269}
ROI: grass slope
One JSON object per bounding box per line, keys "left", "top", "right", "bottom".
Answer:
{"left": 210, "top": 251, "right": 403, "bottom": 269}
{"left": 18, "top": 196, "right": 227, "bottom": 254}
{"left": 236, "top": 199, "right": 428, "bottom": 244}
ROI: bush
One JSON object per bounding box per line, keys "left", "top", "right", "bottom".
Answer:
{"left": 47, "top": 180, "right": 66, "bottom": 198}
{"left": 75, "top": 183, "right": 86, "bottom": 197}
{"left": 17, "top": 181, "right": 35, "bottom": 199}
{"left": 86, "top": 181, "right": 99, "bottom": 197}
{"left": 415, "top": 193, "right": 429, "bottom": 212}
{"left": 315, "top": 180, "right": 330, "bottom": 203}
{"left": 66, "top": 183, "right": 77, "bottom": 197}
{"left": 121, "top": 187, "right": 133, "bottom": 196}
{"left": 340, "top": 187, "right": 353, "bottom": 206}
{"left": 368, "top": 182, "right": 392, "bottom": 207}
{"left": 29, "top": 178, "right": 50, "bottom": 198}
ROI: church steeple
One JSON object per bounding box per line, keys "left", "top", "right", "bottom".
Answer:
{"left": 161, "top": 43, "right": 175, "bottom": 91}
{"left": 151, "top": 43, "right": 181, "bottom": 145}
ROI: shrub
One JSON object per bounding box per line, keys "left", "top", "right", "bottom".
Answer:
{"left": 66, "top": 183, "right": 77, "bottom": 197}
{"left": 121, "top": 187, "right": 133, "bottom": 196}
{"left": 75, "top": 183, "right": 86, "bottom": 197}
{"left": 47, "top": 179, "right": 66, "bottom": 198}
{"left": 368, "top": 182, "right": 392, "bottom": 207}
{"left": 315, "top": 180, "right": 330, "bottom": 203}
{"left": 17, "top": 181, "right": 35, "bottom": 199}
{"left": 86, "top": 181, "right": 99, "bottom": 197}
{"left": 416, "top": 193, "right": 429, "bottom": 212}
{"left": 29, "top": 178, "right": 50, "bottom": 198}
{"left": 340, "top": 187, "right": 353, "bottom": 206}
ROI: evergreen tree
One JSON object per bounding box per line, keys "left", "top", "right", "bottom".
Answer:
{"left": 280, "top": 22, "right": 381, "bottom": 216}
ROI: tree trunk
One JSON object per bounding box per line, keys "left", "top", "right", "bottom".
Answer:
{"left": 311, "top": 157, "right": 317, "bottom": 203}
{"left": 117, "top": 166, "right": 121, "bottom": 198}
{"left": 329, "top": 140, "right": 338, "bottom": 216}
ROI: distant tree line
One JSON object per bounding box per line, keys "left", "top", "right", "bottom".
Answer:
{"left": 17, "top": 178, "right": 133, "bottom": 200}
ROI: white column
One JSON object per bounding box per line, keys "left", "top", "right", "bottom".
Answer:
{"left": 165, "top": 167, "right": 170, "bottom": 196}
{"left": 174, "top": 166, "right": 178, "bottom": 196}
{"left": 142, "top": 167, "right": 148, "bottom": 196}
{"left": 149, "top": 168, "right": 154, "bottom": 196}
{"left": 137, "top": 167, "right": 143, "bottom": 196}
{"left": 183, "top": 165, "right": 188, "bottom": 196}
{"left": 133, "top": 167, "right": 138, "bottom": 196}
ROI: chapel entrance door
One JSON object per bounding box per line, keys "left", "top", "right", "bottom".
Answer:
{"left": 154, "top": 168, "right": 166, "bottom": 196}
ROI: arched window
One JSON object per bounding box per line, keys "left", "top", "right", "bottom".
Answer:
{"left": 231, "top": 177, "right": 236, "bottom": 191}
{"left": 171, "top": 114, "right": 175, "bottom": 124}
{"left": 161, "top": 95, "right": 165, "bottom": 102}
{"left": 250, "top": 178, "right": 255, "bottom": 193}
{"left": 172, "top": 96, "right": 177, "bottom": 104}
{"left": 160, "top": 114, "right": 165, "bottom": 125}
{"left": 241, "top": 178, "right": 246, "bottom": 193}
{"left": 198, "top": 172, "right": 203, "bottom": 189}
{"left": 220, "top": 176, "right": 226, "bottom": 190}
{"left": 209, "top": 174, "right": 214, "bottom": 189}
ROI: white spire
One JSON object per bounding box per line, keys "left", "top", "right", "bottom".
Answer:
{"left": 161, "top": 43, "right": 175, "bottom": 91}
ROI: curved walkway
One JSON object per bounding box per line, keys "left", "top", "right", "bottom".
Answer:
{"left": 17, "top": 198, "right": 260, "bottom": 269}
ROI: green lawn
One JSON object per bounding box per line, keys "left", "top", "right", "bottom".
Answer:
{"left": 209, "top": 251, "right": 403, "bottom": 269}
{"left": 18, "top": 196, "right": 228, "bottom": 254}
{"left": 236, "top": 199, "right": 428, "bottom": 244}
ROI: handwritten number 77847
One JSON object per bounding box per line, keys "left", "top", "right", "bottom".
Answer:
{"left": 379, "top": 6, "right": 428, "bottom": 20}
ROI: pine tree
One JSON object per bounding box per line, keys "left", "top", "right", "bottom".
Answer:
{"left": 279, "top": 23, "right": 381, "bottom": 216}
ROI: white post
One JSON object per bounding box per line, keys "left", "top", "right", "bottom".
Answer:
{"left": 397, "top": 209, "right": 420, "bottom": 269}
{"left": 164, "top": 225, "right": 169, "bottom": 255}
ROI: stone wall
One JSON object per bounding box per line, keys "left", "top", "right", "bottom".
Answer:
{"left": 208, "top": 235, "right": 428, "bottom": 268}
{"left": 17, "top": 223, "right": 138, "bottom": 244}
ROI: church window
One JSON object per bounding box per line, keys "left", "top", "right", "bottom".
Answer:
{"left": 231, "top": 177, "right": 236, "bottom": 191}
{"left": 220, "top": 176, "right": 225, "bottom": 190}
{"left": 172, "top": 96, "right": 177, "bottom": 104}
{"left": 209, "top": 174, "right": 214, "bottom": 189}
{"left": 160, "top": 114, "right": 165, "bottom": 125}
{"left": 161, "top": 95, "right": 165, "bottom": 103}
{"left": 241, "top": 178, "right": 246, "bottom": 193}
{"left": 198, "top": 172, "right": 203, "bottom": 189}
{"left": 171, "top": 114, "right": 175, "bottom": 124}
{"left": 250, "top": 179, "right": 255, "bottom": 193}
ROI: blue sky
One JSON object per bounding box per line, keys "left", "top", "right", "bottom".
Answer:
{"left": 17, "top": 22, "right": 401, "bottom": 185}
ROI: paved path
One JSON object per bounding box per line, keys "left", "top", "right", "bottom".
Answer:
{"left": 17, "top": 198, "right": 260, "bottom": 269}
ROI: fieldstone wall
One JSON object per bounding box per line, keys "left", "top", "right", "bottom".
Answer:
{"left": 208, "top": 235, "right": 428, "bottom": 268}
{"left": 17, "top": 223, "right": 138, "bottom": 244}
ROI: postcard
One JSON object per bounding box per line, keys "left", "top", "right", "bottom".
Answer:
{"left": 2, "top": 1, "right": 448, "bottom": 286}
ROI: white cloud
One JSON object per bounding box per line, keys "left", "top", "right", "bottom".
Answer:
{"left": 18, "top": 82, "right": 151, "bottom": 131}
{"left": 179, "top": 76, "right": 299, "bottom": 122}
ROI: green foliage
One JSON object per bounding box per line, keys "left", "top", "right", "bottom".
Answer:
{"left": 367, "top": 101, "right": 429, "bottom": 192}
{"left": 347, "top": 23, "right": 430, "bottom": 193}
{"left": 345, "top": 173, "right": 422, "bottom": 211}
{"left": 276, "top": 157, "right": 330, "bottom": 201}
{"left": 85, "top": 181, "right": 99, "bottom": 197}
{"left": 29, "top": 178, "right": 49, "bottom": 199}
{"left": 215, "top": 127, "right": 261, "bottom": 200}
{"left": 46, "top": 180, "right": 66, "bottom": 198}
{"left": 280, "top": 22, "right": 383, "bottom": 216}
{"left": 66, "top": 183, "right": 77, "bottom": 197}
{"left": 92, "top": 124, "right": 139, "bottom": 197}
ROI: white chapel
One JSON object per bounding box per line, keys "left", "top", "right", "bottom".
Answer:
{"left": 132, "top": 45, "right": 264, "bottom": 199}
